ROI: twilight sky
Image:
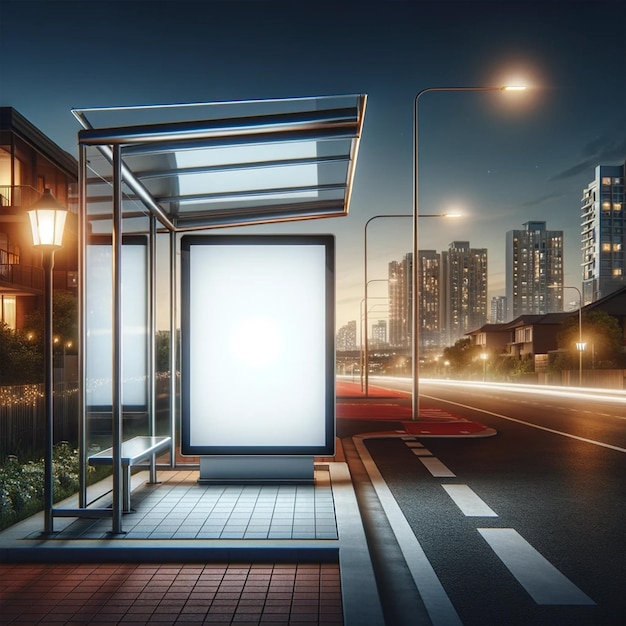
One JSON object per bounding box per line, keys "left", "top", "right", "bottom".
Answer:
{"left": 2, "top": 0, "right": 625, "bottom": 331}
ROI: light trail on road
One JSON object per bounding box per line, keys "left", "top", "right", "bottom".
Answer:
{"left": 420, "top": 393, "right": 626, "bottom": 454}
{"left": 356, "top": 375, "right": 626, "bottom": 453}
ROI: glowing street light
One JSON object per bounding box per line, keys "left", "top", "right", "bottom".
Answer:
{"left": 28, "top": 189, "right": 68, "bottom": 535}
{"left": 412, "top": 84, "right": 526, "bottom": 419}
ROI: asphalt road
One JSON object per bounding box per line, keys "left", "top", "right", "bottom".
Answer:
{"left": 358, "top": 378, "right": 626, "bottom": 625}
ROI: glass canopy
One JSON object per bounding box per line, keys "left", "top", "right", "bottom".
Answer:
{"left": 73, "top": 95, "right": 367, "bottom": 231}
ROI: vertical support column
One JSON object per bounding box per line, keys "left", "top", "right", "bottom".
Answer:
{"left": 43, "top": 249, "right": 54, "bottom": 534}
{"left": 78, "top": 143, "right": 87, "bottom": 509}
{"left": 148, "top": 216, "right": 157, "bottom": 483}
{"left": 169, "top": 230, "right": 177, "bottom": 467}
{"left": 412, "top": 93, "right": 420, "bottom": 421}
{"left": 111, "top": 144, "right": 124, "bottom": 534}
{"left": 364, "top": 223, "right": 369, "bottom": 397}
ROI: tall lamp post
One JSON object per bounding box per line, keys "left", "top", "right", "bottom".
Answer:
{"left": 552, "top": 284, "right": 584, "bottom": 386}
{"left": 28, "top": 189, "right": 68, "bottom": 534}
{"left": 360, "top": 282, "right": 389, "bottom": 392}
{"left": 363, "top": 212, "right": 460, "bottom": 396}
{"left": 566, "top": 285, "right": 584, "bottom": 386}
{"left": 480, "top": 351, "right": 488, "bottom": 381}
{"left": 413, "top": 85, "right": 525, "bottom": 419}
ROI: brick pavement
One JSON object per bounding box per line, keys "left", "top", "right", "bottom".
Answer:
{"left": 0, "top": 562, "right": 342, "bottom": 625}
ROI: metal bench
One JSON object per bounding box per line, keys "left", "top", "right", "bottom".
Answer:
{"left": 88, "top": 435, "right": 171, "bottom": 511}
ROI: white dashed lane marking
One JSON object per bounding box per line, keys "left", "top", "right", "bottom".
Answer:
{"left": 478, "top": 528, "right": 595, "bottom": 605}
{"left": 442, "top": 484, "right": 498, "bottom": 517}
{"left": 419, "top": 457, "right": 456, "bottom": 477}
{"left": 412, "top": 448, "right": 433, "bottom": 456}
{"left": 403, "top": 438, "right": 454, "bottom": 474}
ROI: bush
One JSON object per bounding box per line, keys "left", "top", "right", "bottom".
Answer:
{"left": 0, "top": 442, "right": 99, "bottom": 531}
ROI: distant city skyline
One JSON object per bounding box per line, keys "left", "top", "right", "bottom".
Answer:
{"left": 2, "top": 0, "right": 625, "bottom": 331}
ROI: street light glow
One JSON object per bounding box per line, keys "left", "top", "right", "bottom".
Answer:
{"left": 501, "top": 85, "right": 527, "bottom": 91}
{"left": 27, "top": 190, "right": 68, "bottom": 248}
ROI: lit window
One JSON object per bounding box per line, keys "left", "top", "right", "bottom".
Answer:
{"left": 614, "top": 202, "right": 622, "bottom": 211}
{"left": 602, "top": 201, "right": 611, "bottom": 211}
{"left": 613, "top": 268, "right": 623, "bottom": 277}
{"left": 1, "top": 295, "right": 16, "bottom": 329}
{"left": 602, "top": 243, "right": 611, "bottom": 252}
{"left": 602, "top": 177, "right": 611, "bottom": 186}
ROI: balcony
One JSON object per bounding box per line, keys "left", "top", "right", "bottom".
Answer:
{"left": 0, "top": 185, "right": 78, "bottom": 213}
{"left": 0, "top": 263, "right": 44, "bottom": 293}
{"left": 0, "top": 185, "right": 41, "bottom": 210}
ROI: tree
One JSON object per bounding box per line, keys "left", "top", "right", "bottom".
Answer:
{"left": 0, "top": 324, "right": 42, "bottom": 384}
{"left": 442, "top": 337, "right": 483, "bottom": 379}
{"left": 556, "top": 311, "right": 623, "bottom": 369}
{"left": 23, "top": 292, "right": 78, "bottom": 355}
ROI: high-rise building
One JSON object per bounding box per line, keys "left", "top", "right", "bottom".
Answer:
{"left": 418, "top": 250, "right": 441, "bottom": 348}
{"left": 336, "top": 320, "right": 357, "bottom": 351}
{"left": 581, "top": 163, "right": 625, "bottom": 304}
{"left": 388, "top": 245, "right": 482, "bottom": 349}
{"left": 490, "top": 296, "right": 507, "bottom": 323}
{"left": 441, "top": 241, "right": 488, "bottom": 344}
{"left": 388, "top": 250, "right": 443, "bottom": 350}
{"left": 388, "top": 257, "right": 410, "bottom": 348}
{"left": 505, "top": 221, "right": 564, "bottom": 320}
{"left": 371, "top": 319, "right": 387, "bottom": 346}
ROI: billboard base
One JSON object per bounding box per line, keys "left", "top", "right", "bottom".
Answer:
{"left": 198, "top": 455, "right": 314, "bottom": 484}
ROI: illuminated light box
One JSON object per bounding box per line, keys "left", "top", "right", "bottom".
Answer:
{"left": 181, "top": 235, "right": 335, "bottom": 459}
{"left": 86, "top": 236, "right": 148, "bottom": 411}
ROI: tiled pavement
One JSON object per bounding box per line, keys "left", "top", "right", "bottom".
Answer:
{"left": 49, "top": 470, "right": 338, "bottom": 542}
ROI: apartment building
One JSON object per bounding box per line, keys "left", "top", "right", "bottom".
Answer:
{"left": 441, "top": 241, "right": 488, "bottom": 345}
{"left": 505, "top": 221, "right": 564, "bottom": 320}
{"left": 581, "top": 163, "right": 625, "bottom": 304}
{"left": 0, "top": 108, "right": 77, "bottom": 330}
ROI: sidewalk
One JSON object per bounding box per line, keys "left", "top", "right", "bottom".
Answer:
{"left": 0, "top": 384, "right": 494, "bottom": 625}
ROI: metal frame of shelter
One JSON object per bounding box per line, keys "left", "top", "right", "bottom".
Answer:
{"left": 48, "top": 95, "right": 367, "bottom": 534}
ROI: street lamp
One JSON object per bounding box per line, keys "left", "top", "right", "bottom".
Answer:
{"left": 480, "top": 351, "right": 488, "bottom": 381}
{"left": 360, "top": 281, "right": 389, "bottom": 392}
{"left": 28, "top": 189, "right": 68, "bottom": 534}
{"left": 363, "top": 212, "right": 461, "bottom": 396}
{"left": 553, "top": 284, "right": 584, "bottom": 386}
{"left": 413, "top": 85, "right": 525, "bottom": 419}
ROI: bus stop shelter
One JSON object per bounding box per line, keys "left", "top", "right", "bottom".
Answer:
{"left": 52, "top": 95, "right": 366, "bottom": 534}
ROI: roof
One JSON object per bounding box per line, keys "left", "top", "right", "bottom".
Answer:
{"left": 72, "top": 95, "right": 367, "bottom": 232}
{"left": 0, "top": 107, "right": 78, "bottom": 179}
{"left": 467, "top": 312, "right": 575, "bottom": 336}
{"left": 505, "top": 313, "right": 574, "bottom": 328}
{"left": 583, "top": 286, "right": 626, "bottom": 316}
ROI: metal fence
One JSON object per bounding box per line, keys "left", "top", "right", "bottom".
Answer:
{"left": 0, "top": 382, "right": 79, "bottom": 459}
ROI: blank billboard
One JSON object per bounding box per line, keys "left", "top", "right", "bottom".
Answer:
{"left": 181, "top": 234, "right": 335, "bottom": 456}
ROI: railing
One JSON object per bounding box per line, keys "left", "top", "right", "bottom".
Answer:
{"left": 0, "top": 185, "right": 40, "bottom": 208}
{"left": 0, "top": 263, "right": 44, "bottom": 290}
{"left": 0, "top": 185, "right": 78, "bottom": 213}
{"left": 0, "top": 382, "right": 79, "bottom": 459}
